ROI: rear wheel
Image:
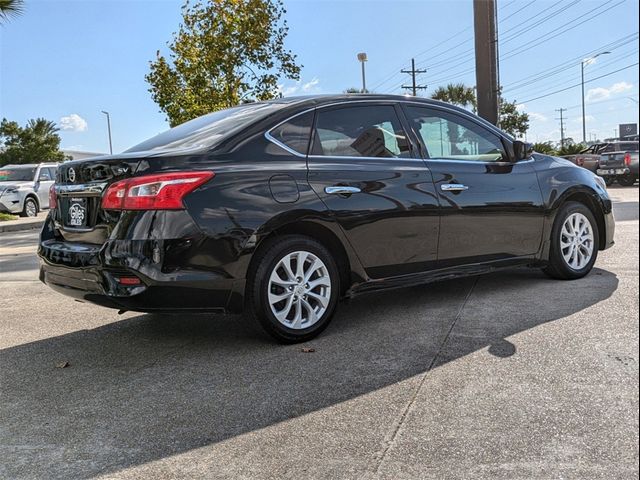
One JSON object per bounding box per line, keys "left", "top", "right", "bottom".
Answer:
{"left": 246, "top": 235, "right": 340, "bottom": 343}
{"left": 617, "top": 175, "right": 637, "bottom": 187}
{"left": 543, "top": 201, "right": 599, "bottom": 280}
{"left": 20, "top": 197, "right": 38, "bottom": 218}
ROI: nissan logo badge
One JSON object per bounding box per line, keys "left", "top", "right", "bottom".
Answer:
{"left": 68, "top": 168, "right": 76, "bottom": 183}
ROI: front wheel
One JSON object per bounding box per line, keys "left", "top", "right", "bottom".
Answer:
{"left": 543, "top": 202, "right": 599, "bottom": 280}
{"left": 20, "top": 197, "right": 38, "bottom": 218}
{"left": 246, "top": 235, "right": 340, "bottom": 343}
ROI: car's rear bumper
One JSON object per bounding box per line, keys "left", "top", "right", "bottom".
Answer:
{"left": 597, "top": 167, "right": 637, "bottom": 177}
{"left": 38, "top": 234, "right": 242, "bottom": 314}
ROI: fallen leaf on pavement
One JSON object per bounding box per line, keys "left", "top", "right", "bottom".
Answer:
{"left": 301, "top": 348, "right": 315, "bottom": 353}
{"left": 56, "top": 361, "right": 70, "bottom": 369}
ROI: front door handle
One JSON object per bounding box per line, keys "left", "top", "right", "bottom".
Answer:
{"left": 325, "top": 186, "right": 361, "bottom": 195}
{"left": 441, "top": 183, "right": 469, "bottom": 192}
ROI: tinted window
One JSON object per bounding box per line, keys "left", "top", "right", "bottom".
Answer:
{"left": 126, "top": 102, "right": 286, "bottom": 153}
{"left": 38, "top": 168, "right": 52, "bottom": 181}
{"left": 47, "top": 167, "right": 58, "bottom": 179}
{"left": 269, "top": 111, "right": 313, "bottom": 155}
{"left": 312, "top": 105, "right": 411, "bottom": 158}
{"left": 406, "top": 106, "right": 507, "bottom": 162}
{"left": 0, "top": 167, "right": 36, "bottom": 181}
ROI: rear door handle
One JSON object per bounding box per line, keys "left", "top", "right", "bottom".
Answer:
{"left": 325, "top": 186, "right": 361, "bottom": 195}
{"left": 441, "top": 184, "right": 469, "bottom": 192}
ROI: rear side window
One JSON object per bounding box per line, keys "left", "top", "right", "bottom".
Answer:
{"left": 312, "top": 105, "right": 411, "bottom": 158}
{"left": 268, "top": 111, "right": 314, "bottom": 155}
{"left": 38, "top": 168, "right": 52, "bottom": 181}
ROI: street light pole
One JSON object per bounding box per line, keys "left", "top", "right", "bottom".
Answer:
{"left": 581, "top": 51, "right": 610, "bottom": 144}
{"left": 357, "top": 52, "right": 367, "bottom": 93}
{"left": 101, "top": 110, "right": 113, "bottom": 155}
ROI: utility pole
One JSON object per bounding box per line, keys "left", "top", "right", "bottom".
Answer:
{"left": 401, "top": 58, "right": 427, "bottom": 96}
{"left": 555, "top": 108, "right": 567, "bottom": 149}
{"left": 473, "top": 0, "right": 499, "bottom": 126}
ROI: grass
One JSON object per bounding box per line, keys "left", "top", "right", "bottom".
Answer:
{"left": 0, "top": 212, "right": 18, "bottom": 221}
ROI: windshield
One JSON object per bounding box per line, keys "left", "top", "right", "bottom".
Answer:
{"left": 0, "top": 167, "right": 36, "bottom": 182}
{"left": 126, "top": 102, "right": 286, "bottom": 153}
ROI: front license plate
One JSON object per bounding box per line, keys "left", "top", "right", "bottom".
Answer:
{"left": 67, "top": 198, "right": 87, "bottom": 227}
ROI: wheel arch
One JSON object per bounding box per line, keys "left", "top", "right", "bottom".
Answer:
{"left": 553, "top": 187, "right": 608, "bottom": 250}
{"left": 24, "top": 193, "right": 40, "bottom": 211}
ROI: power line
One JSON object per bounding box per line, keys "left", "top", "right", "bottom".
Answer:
{"left": 520, "top": 62, "right": 640, "bottom": 103}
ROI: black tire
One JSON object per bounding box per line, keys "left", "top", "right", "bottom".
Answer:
{"left": 602, "top": 175, "right": 616, "bottom": 187}
{"left": 543, "top": 201, "right": 599, "bottom": 280}
{"left": 617, "top": 175, "right": 637, "bottom": 187}
{"left": 246, "top": 234, "right": 340, "bottom": 343}
{"left": 20, "top": 197, "right": 38, "bottom": 218}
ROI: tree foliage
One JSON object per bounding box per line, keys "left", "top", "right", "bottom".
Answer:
{"left": 531, "top": 141, "right": 556, "bottom": 155}
{"left": 431, "top": 83, "right": 476, "bottom": 111}
{"left": 0, "top": 0, "right": 24, "bottom": 23}
{"left": 0, "top": 118, "right": 67, "bottom": 166}
{"left": 146, "top": 0, "right": 302, "bottom": 127}
{"left": 430, "top": 83, "right": 530, "bottom": 138}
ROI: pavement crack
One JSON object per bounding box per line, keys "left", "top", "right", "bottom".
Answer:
{"left": 372, "top": 276, "right": 479, "bottom": 474}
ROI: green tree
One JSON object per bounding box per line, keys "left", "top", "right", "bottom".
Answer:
{"left": 431, "top": 83, "right": 477, "bottom": 111}
{"left": 146, "top": 0, "right": 302, "bottom": 127}
{"left": 557, "top": 142, "right": 585, "bottom": 156}
{"left": 532, "top": 141, "right": 556, "bottom": 155}
{"left": 499, "top": 97, "right": 529, "bottom": 138}
{"left": 0, "top": 118, "right": 67, "bottom": 166}
{"left": 0, "top": 0, "right": 23, "bottom": 23}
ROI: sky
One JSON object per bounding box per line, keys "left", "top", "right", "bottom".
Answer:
{"left": 0, "top": 0, "right": 638, "bottom": 153}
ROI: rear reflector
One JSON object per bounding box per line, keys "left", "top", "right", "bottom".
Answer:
{"left": 101, "top": 171, "right": 214, "bottom": 210}
{"left": 117, "top": 276, "right": 142, "bottom": 286}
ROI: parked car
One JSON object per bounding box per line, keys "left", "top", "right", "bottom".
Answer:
{"left": 38, "top": 95, "right": 615, "bottom": 342}
{"left": 563, "top": 141, "right": 638, "bottom": 174}
{"left": 0, "top": 163, "right": 58, "bottom": 217}
{"left": 597, "top": 141, "right": 639, "bottom": 187}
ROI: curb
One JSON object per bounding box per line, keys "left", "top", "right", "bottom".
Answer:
{"left": 0, "top": 219, "right": 45, "bottom": 233}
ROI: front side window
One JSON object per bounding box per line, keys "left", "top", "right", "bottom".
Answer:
{"left": 312, "top": 105, "right": 411, "bottom": 158}
{"left": 268, "top": 111, "right": 314, "bottom": 155}
{"left": 38, "top": 168, "right": 52, "bottom": 181}
{"left": 406, "top": 106, "right": 507, "bottom": 162}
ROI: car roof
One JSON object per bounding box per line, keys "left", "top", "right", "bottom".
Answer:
{"left": 265, "top": 93, "right": 462, "bottom": 110}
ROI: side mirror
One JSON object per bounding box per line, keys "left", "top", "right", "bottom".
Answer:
{"left": 513, "top": 140, "right": 533, "bottom": 161}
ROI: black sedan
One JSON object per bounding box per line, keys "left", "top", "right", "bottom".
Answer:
{"left": 39, "top": 95, "right": 615, "bottom": 342}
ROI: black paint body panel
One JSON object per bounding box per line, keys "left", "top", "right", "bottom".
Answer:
{"left": 38, "top": 95, "right": 615, "bottom": 313}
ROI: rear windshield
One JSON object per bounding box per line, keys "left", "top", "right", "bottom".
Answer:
{"left": 126, "top": 102, "right": 285, "bottom": 153}
{"left": 0, "top": 167, "right": 36, "bottom": 182}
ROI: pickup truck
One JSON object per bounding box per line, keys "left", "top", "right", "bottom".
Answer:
{"left": 597, "top": 142, "right": 639, "bottom": 187}
{"left": 563, "top": 141, "right": 638, "bottom": 173}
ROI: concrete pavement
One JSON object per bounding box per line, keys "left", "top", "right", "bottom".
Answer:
{"left": 0, "top": 186, "right": 638, "bottom": 479}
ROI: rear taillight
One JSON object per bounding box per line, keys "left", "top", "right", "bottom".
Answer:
{"left": 49, "top": 184, "right": 57, "bottom": 209}
{"left": 624, "top": 153, "right": 631, "bottom": 166}
{"left": 101, "top": 171, "right": 214, "bottom": 210}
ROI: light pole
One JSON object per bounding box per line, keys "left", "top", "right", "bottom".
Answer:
{"left": 581, "top": 51, "right": 610, "bottom": 144}
{"left": 357, "top": 52, "right": 367, "bottom": 93}
{"left": 101, "top": 110, "right": 113, "bottom": 154}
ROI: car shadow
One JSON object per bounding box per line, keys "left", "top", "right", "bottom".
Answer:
{"left": 1, "top": 267, "right": 618, "bottom": 478}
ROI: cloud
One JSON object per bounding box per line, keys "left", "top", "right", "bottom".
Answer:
{"left": 59, "top": 114, "right": 88, "bottom": 132}
{"left": 302, "top": 78, "right": 320, "bottom": 92}
{"left": 572, "top": 115, "right": 595, "bottom": 123}
{"left": 529, "top": 112, "right": 548, "bottom": 122}
{"left": 277, "top": 78, "right": 321, "bottom": 97}
{"left": 586, "top": 81, "right": 633, "bottom": 102}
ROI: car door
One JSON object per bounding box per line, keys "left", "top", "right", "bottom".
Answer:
{"left": 402, "top": 104, "right": 545, "bottom": 266}
{"left": 307, "top": 102, "right": 440, "bottom": 279}
{"left": 35, "top": 166, "right": 54, "bottom": 208}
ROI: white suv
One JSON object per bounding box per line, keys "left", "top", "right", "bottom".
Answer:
{"left": 0, "top": 163, "right": 58, "bottom": 217}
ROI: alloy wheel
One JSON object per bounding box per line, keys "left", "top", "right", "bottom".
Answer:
{"left": 560, "top": 212, "right": 594, "bottom": 270}
{"left": 267, "top": 250, "right": 332, "bottom": 329}
{"left": 25, "top": 199, "right": 37, "bottom": 217}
